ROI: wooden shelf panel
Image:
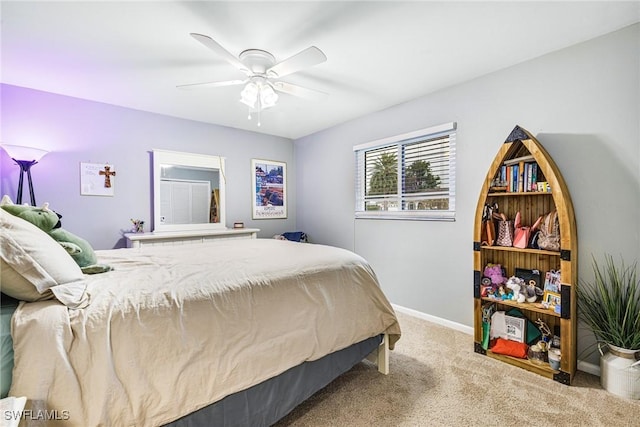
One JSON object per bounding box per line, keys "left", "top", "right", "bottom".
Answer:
{"left": 480, "top": 245, "right": 560, "bottom": 256}
{"left": 485, "top": 350, "right": 558, "bottom": 379}
{"left": 480, "top": 297, "right": 561, "bottom": 317}
{"left": 488, "top": 191, "right": 552, "bottom": 197}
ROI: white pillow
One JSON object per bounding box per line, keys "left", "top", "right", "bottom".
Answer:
{"left": 0, "top": 260, "right": 53, "bottom": 301}
{"left": 0, "top": 207, "right": 87, "bottom": 306}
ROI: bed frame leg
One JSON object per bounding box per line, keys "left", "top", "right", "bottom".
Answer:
{"left": 366, "top": 333, "right": 390, "bottom": 375}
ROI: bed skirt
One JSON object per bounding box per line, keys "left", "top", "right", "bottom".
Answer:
{"left": 165, "top": 335, "right": 382, "bottom": 427}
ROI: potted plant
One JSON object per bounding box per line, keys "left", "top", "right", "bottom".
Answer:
{"left": 577, "top": 254, "right": 640, "bottom": 399}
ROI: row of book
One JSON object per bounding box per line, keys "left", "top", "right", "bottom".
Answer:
{"left": 497, "top": 155, "right": 542, "bottom": 193}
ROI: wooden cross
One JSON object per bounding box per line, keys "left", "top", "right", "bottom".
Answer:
{"left": 99, "top": 165, "right": 116, "bottom": 188}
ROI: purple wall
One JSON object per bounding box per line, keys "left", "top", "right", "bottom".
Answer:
{"left": 0, "top": 84, "right": 295, "bottom": 249}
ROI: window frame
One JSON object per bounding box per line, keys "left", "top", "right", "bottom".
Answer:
{"left": 353, "top": 122, "right": 456, "bottom": 221}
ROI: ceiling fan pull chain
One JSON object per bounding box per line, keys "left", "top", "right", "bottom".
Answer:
{"left": 257, "top": 96, "right": 262, "bottom": 127}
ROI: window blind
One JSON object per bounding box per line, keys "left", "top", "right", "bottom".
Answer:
{"left": 354, "top": 122, "right": 456, "bottom": 220}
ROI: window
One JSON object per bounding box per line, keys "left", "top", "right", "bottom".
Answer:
{"left": 354, "top": 122, "right": 456, "bottom": 220}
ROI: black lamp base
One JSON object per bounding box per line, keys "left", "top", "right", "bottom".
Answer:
{"left": 14, "top": 159, "right": 38, "bottom": 206}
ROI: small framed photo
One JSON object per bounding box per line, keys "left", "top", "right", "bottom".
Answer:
{"left": 543, "top": 270, "right": 561, "bottom": 293}
{"left": 504, "top": 315, "right": 526, "bottom": 343}
{"left": 543, "top": 291, "right": 561, "bottom": 307}
{"left": 252, "top": 159, "right": 287, "bottom": 219}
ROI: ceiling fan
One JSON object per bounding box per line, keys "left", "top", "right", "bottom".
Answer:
{"left": 178, "top": 33, "right": 328, "bottom": 126}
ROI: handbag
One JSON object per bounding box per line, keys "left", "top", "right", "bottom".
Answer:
{"left": 527, "top": 215, "right": 544, "bottom": 248}
{"left": 494, "top": 213, "right": 514, "bottom": 247}
{"left": 480, "top": 203, "right": 497, "bottom": 246}
{"left": 513, "top": 211, "right": 530, "bottom": 249}
{"left": 537, "top": 210, "right": 560, "bottom": 251}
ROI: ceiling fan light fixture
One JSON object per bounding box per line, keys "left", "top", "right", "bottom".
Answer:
{"left": 260, "top": 84, "right": 278, "bottom": 109}
{"left": 240, "top": 82, "right": 258, "bottom": 108}
{"left": 187, "top": 33, "right": 327, "bottom": 127}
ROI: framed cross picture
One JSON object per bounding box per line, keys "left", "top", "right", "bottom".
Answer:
{"left": 80, "top": 162, "right": 116, "bottom": 196}
{"left": 251, "top": 159, "right": 287, "bottom": 219}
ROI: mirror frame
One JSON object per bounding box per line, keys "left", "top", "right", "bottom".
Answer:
{"left": 152, "top": 149, "right": 226, "bottom": 232}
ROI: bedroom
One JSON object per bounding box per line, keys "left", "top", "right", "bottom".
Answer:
{"left": 1, "top": 1, "right": 639, "bottom": 426}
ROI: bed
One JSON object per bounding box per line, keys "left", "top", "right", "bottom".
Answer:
{"left": 0, "top": 206, "right": 400, "bottom": 426}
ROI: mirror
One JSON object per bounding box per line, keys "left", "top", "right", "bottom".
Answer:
{"left": 152, "top": 149, "right": 226, "bottom": 232}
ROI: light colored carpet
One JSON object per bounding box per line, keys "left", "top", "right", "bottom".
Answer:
{"left": 275, "top": 312, "right": 640, "bottom": 426}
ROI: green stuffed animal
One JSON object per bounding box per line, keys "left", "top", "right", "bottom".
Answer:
{"left": 0, "top": 196, "right": 111, "bottom": 274}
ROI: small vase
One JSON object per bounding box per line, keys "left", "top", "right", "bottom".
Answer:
{"left": 599, "top": 343, "right": 640, "bottom": 400}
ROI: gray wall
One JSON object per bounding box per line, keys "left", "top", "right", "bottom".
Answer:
{"left": 294, "top": 24, "right": 640, "bottom": 364}
{"left": 0, "top": 85, "right": 295, "bottom": 249}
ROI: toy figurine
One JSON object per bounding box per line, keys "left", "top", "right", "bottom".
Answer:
{"left": 484, "top": 263, "right": 507, "bottom": 286}
{"left": 536, "top": 318, "right": 553, "bottom": 344}
{"left": 131, "top": 218, "right": 145, "bottom": 233}
{"left": 506, "top": 276, "right": 526, "bottom": 303}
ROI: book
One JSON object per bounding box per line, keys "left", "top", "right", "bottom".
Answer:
{"left": 531, "top": 163, "right": 538, "bottom": 191}
{"left": 518, "top": 160, "right": 525, "bottom": 193}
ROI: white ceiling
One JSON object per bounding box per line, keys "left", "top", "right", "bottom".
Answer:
{"left": 2, "top": 1, "right": 639, "bottom": 140}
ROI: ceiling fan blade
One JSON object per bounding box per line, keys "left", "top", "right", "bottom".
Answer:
{"left": 267, "top": 46, "right": 327, "bottom": 78}
{"left": 272, "top": 81, "right": 328, "bottom": 101}
{"left": 177, "top": 79, "right": 247, "bottom": 90}
{"left": 190, "top": 33, "right": 249, "bottom": 74}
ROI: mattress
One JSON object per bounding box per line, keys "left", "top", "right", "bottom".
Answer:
{"left": 9, "top": 239, "right": 400, "bottom": 426}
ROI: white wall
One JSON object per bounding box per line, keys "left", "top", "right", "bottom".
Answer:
{"left": 0, "top": 85, "right": 295, "bottom": 249}
{"left": 294, "top": 24, "right": 640, "bottom": 364}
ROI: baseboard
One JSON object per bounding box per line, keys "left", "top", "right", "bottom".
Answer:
{"left": 392, "top": 303, "right": 601, "bottom": 377}
{"left": 392, "top": 304, "right": 474, "bottom": 335}
{"left": 578, "top": 360, "right": 600, "bottom": 377}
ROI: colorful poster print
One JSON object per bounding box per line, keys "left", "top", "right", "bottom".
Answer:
{"left": 252, "top": 159, "right": 287, "bottom": 219}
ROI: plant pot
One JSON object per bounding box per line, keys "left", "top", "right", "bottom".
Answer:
{"left": 599, "top": 343, "right": 640, "bottom": 400}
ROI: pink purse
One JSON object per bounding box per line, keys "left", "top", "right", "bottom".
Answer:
{"left": 513, "top": 212, "right": 530, "bottom": 249}
{"left": 513, "top": 213, "right": 544, "bottom": 249}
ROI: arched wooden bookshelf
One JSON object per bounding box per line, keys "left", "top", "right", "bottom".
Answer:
{"left": 473, "top": 125, "right": 578, "bottom": 384}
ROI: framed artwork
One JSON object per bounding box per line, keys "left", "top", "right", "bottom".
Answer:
{"left": 251, "top": 159, "right": 287, "bottom": 219}
{"left": 504, "top": 315, "right": 526, "bottom": 343}
{"left": 80, "top": 162, "right": 116, "bottom": 196}
{"left": 543, "top": 291, "right": 561, "bottom": 307}
{"left": 543, "top": 270, "right": 561, "bottom": 293}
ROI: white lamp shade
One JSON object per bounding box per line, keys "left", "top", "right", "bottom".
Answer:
{"left": 1, "top": 144, "right": 49, "bottom": 162}
{"left": 260, "top": 84, "right": 278, "bottom": 109}
{"left": 240, "top": 82, "right": 258, "bottom": 108}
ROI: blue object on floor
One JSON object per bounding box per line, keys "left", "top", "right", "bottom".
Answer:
{"left": 281, "top": 231, "right": 307, "bottom": 243}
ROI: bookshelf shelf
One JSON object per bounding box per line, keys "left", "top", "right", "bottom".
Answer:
{"left": 488, "top": 191, "right": 551, "bottom": 197}
{"left": 480, "top": 297, "right": 561, "bottom": 318}
{"left": 473, "top": 125, "right": 578, "bottom": 384}
{"left": 485, "top": 351, "right": 560, "bottom": 380}
{"left": 480, "top": 246, "right": 560, "bottom": 256}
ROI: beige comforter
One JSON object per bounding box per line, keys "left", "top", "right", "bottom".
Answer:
{"left": 10, "top": 239, "right": 400, "bottom": 426}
